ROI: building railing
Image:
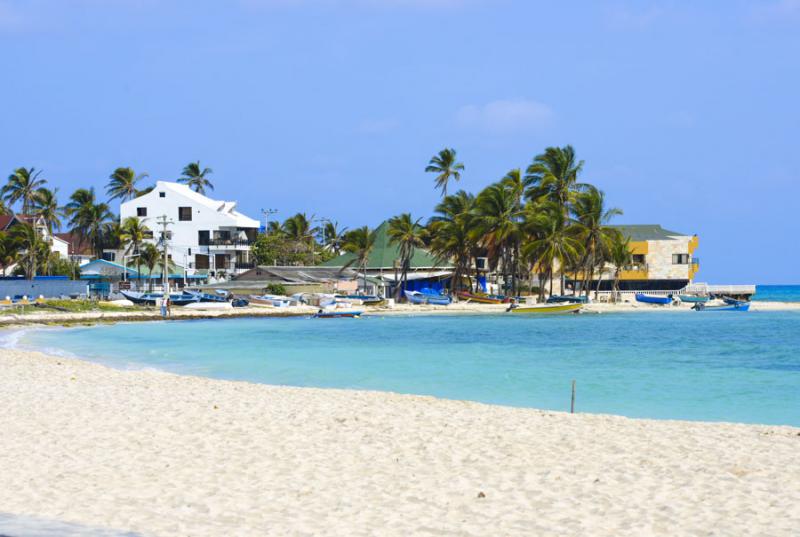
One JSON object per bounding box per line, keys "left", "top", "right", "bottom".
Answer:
{"left": 198, "top": 238, "right": 255, "bottom": 247}
{"left": 188, "top": 261, "right": 256, "bottom": 271}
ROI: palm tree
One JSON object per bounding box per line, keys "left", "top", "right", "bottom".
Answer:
{"left": 428, "top": 190, "right": 476, "bottom": 293}
{"left": 11, "top": 223, "right": 46, "bottom": 279}
{"left": 425, "top": 148, "right": 465, "bottom": 198}
{"left": 120, "top": 217, "right": 151, "bottom": 289}
{"left": 572, "top": 187, "right": 622, "bottom": 297}
{"left": 500, "top": 168, "right": 533, "bottom": 211}
{"left": 64, "top": 188, "right": 114, "bottom": 259}
{"left": 341, "top": 226, "right": 377, "bottom": 293}
{"left": 387, "top": 213, "right": 426, "bottom": 300}
{"left": 525, "top": 145, "right": 588, "bottom": 216}
{"left": 283, "top": 213, "right": 317, "bottom": 263}
{"left": 178, "top": 161, "right": 214, "bottom": 194}
{"left": 608, "top": 232, "right": 632, "bottom": 303}
{"left": 0, "top": 231, "right": 19, "bottom": 276}
{"left": 472, "top": 183, "right": 521, "bottom": 295}
{"left": 3, "top": 167, "right": 46, "bottom": 214}
{"left": 322, "top": 221, "right": 347, "bottom": 255}
{"left": 107, "top": 167, "right": 149, "bottom": 202}
{"left": 138, "top": 243, "right": 161, "bottom": 292}
{"left": 521, "top": 203, "right": 583, "bottom": 299}
{"left": 32, "top": 187, "right": 61, "bottom": 235}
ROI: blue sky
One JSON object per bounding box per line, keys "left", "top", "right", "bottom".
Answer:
{"left": 0, "top": 0, "right": 798, "bottom": 283}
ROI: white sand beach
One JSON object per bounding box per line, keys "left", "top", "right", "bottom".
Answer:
{"left": 1, "top": 348, "right": 798, "bottom": 536}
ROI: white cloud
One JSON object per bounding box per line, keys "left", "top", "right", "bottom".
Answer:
{"left": 456, "top": 98, "right": 553, "bottom": 134}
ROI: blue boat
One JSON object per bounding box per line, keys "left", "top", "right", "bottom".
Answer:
{"left": 121, "top": 290, "right": 201, "bottom": 306}
{"left": 693, "top": 300, "right": 750, "bottom": 312}
{"left": 678, "top": 294, "right": 709, "bottom": 303}
{"left": 188, "top": 289, "right": 231, "bottom": 302}
{"left": 404, "top": 289, "right": 452, "bottom": 306}
{"left": 635, "top": 293, "right": 673, "bottom": 305}
{"left": 313, "top": 310, "right": 363, "bottom": 318}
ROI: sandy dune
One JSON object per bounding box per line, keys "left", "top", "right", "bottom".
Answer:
{"left": 1, "top": 348, "right": 798, "bottom": 536}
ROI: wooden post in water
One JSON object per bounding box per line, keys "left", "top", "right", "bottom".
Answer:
{"left": 570, "top": 380, "right": 576, "bottom": 414}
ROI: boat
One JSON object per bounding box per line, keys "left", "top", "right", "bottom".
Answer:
{"left": 187, "top": 289, "right": 231, "bottom": 302}
{"left": 312, "top": 309, "right": 363, "bottom": 318}
{"left": 335, "top": 294, "right": 385, "bottom": 306}
{"left": 635, "top": 293, "right": 673, "bottom": 305}
{"left": 120, "top": 290, "right": 201, "bottom": 306}
{"left": 456, "top": 291, "right": 512, "bottom": 304}
{"left": 678, "top": 294, "right": 709, "bottom": 303}
{"left": 249, "top": 294, "right": 296, "bottom": 308}
{"left": 509, "top": 303, "right": 582, "bottom": 314}
{"left": 546, "top": 295, "right": 589, "bottom": 304}
{"left": 693, "top": 300, "right": 750, "bottom": 312}
{"left": 404, "top": 289, "right": 452, "bottom": 306}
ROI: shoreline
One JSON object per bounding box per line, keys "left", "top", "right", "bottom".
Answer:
{"left": 0, "top": 299, "right": 797, "bottom": 329}
{"left": 1, "top": 347, "right": 798, "bottom": 536}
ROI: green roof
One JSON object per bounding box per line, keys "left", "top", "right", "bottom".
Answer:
{"left": 319, "top": 220, "right": 450, "bottom": 269}
{"left": 609, "top": 224, "right": 690, "bottom": 242}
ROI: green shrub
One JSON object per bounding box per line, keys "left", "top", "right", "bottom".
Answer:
{"left": 264, "top": 283, "right": 287, "bottom": 296}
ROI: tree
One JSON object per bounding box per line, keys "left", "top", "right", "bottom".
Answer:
{"left": 472, "top": 183, "right": 521, "bottom": 295}
{"left": 138, "top": 243, "right": 161, "bottom": 292}
{"left": 64, "top": 188, "right": 115, "bottom": 259}
{"left": 178, "top": 161, "right": 214, "bottom": 194}
{"left": 341, "top": 226, "right": 377, "bottom": 294}
{"left": 252, "top": 233, "right": 293, "bottom": 266}
{"left": 608, "top": 232, "right": 632, "bottom": 303}
{"left": 428, "top": 190, "right": 476, "bottom": 294}
{"left": 387, "top": 213, "right": 426, "bottom": 300}
{"left": 322, "top": 221, "right": 347, "bottom": 255}
{"left": 32, "top": 187, "right": 61, "bottom": 235}
{"left": 500, "top": 168, "right": 533, "bottom": 211}
{"left": 572, "top": 187, "right": 622, "bottom": 297}
{"left": 107, "top": 167, "right": 149, "bottom": 202}
{"left": 120, "top": 217, "right": 151, "bottom": 289}
{"left": 425, "top": 148, "right": 464, "bottom": 198}
{"left": 283, "top": 213, "right": 318, "bottom": 264}
{"left": 11, "top": 223, "right": 47, "bottom": 279}
{"left": 525, "top": 145, "right": 588, "bottom": 216}
{"left": 0, "top": 231, "right": 19, "bottom": 276}
{"left": 521, "top": 203, "right": 583, "bottom": 300}
{"left": 3, "top": 167, "right": 46, "bottom": 214}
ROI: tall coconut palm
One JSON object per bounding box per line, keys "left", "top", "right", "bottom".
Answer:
{"left": 525, "top": 145, "right": 588, "bottom": 216}
{"left": 120, "top": 217, "right": 151, "bottom": 288}
{"left": 572, "top": 187, "right": 622, "bottom": 297}
{"left": 472, "top": 183, "right": 521, "bottom": 295}
{"left": 3, "top": 167, "right": 46, "bottom": 214}
{"left": 11, "top": 223, "right": 46, "bottom": 279}
{"left": 283, "top": 213, "right": 317, "bottom": 263}
{"left": 341, "top": 226, "right": 377, "bottom": 293}
{"left": 425, "top": 148, "right": 464, "bottom": 198}
{"left": 322, "top": 221, "right": 347, "bottom": 255}
{"left": 64, "top": 188, "right": 114, "bottom": 259}
{"left": 107, "top": 167, "right": 149, "bottom": 202}
{"left": 178, "top": 161, "right": 214, "bottom": 194}
{"left": 428, "top": 190, "right": 476, "bottom": 293}
{"left": 608, "top": 231, "right": 632, "bottom": 303}
{"left": 500, "top": 168, "right": 533, "bottom": 211}
{"left": 138, "top": 242, "right": 161, "bottom": 292}
{"left": 32, "top": 187, "right": 61, "bottom": 235}
{"left": 521, "top": 203, "right": 583, "bottom": 299}
{"left": 387, "top": 213, "right": 426, "bottom": 300}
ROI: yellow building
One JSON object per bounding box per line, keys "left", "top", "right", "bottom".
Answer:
{"left": 569, "top": 225, "right": 699, "bottom": 292}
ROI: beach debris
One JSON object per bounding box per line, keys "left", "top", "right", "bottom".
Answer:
{"left": 477, "top": 491, "right": 486, "bottom": 499}
{"left": 213, "top": 405, "right": 218, "bottom": 410}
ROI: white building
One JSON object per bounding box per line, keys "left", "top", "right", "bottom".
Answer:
{"left": 119, "top": 181, "right": 261, "bottom": 279}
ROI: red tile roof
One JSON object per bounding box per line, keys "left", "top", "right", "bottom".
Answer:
{"left": 55, "top": 231, "right": 94, "bottom": 256}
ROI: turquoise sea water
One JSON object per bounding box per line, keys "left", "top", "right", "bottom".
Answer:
{"left": 13, "top": 311, "right": 800, "bottom": 426}
{"left": 754, "top": 284, "right": 800, "bottom": 302}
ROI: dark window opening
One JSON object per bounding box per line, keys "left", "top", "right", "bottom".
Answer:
{"left": 672, "top": 253, "right": 690, "bottom": 265}
{"left": 159, "top": 192, "right": 166, "bottom": 198}
{"left": 137, "top": 207, "right": 147, "bottom": 217}
{"left": 178, "top": 207, "right": 192, "bottom": 221}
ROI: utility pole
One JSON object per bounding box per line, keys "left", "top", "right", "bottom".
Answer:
{"left": 156, "top": 215, "right": 174, "bottom": 298}
{"left": 261, "top": 208, "right": 278, "bottom": 235}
